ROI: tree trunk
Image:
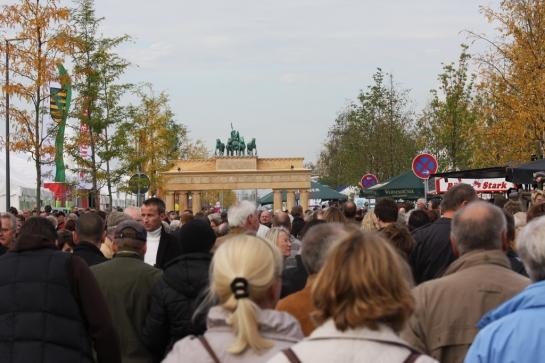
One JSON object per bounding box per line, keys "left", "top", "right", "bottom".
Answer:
{"left": 35, "top": 24, "right": 42, "bottom": 212}
{"left": 104, "top": 126, "right": 113, "bottom": 210}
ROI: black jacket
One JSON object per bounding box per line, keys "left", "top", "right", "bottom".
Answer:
{"left": 0, "top": 244, "right": 6, "bottom": 256}
{"left": 73, "top": 241, "right": 108, "bottom": 266}
{"left": 507, "top": 248, "right": 529, "bottom": 277}
{"left": 155, "top": 228, "right": 183, "bottom": 269}
{"left": 410, "top": 218, "right": 456, "bottom": 285}
{"left": 142, "top": 252, "right": 211, "bottom": 357}
{"left": 281, "top": 254, "right": 308, "bottom": 298}
{"left": 0, "top": 242, "right": 120, "bottom": 363}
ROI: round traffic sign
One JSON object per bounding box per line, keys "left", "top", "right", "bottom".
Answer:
{"left": 412, "top": 153, "right": 438, "bottom": 179}
{"left": 360, "top": 174, "right": 379, "bottom": 189}
{"left": 129, "top": 173, "right": 150, "bottom": 194}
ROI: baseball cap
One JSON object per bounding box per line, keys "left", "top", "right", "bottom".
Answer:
{"left": 114, "top": 220, "right": 147, "bottom": 242}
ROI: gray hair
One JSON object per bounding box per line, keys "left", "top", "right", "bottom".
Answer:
{"left": 227, "top": 200, "right": 256, "bottom": 228}
{"left": 301, "top": 223, "right": 351, "bottom": 275}
{"left": 0, "top": 213, "right": 16, "bottom": 231}
{"left": 517, "top": 216, "right": 545, "bottom": 282}
{"left": 451, "top": 201, "right": 506, "bottom": 255}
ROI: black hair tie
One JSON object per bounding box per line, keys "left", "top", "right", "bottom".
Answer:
{"left": 230, "top": 277, "right": 250, "bottom": 299}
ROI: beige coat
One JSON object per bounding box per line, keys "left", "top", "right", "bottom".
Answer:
{"left": 163, "top": 306, "right": 303, "bottom": 363}
{"left": 401, "top": 250, "right": 530, "bottom": 363}
{"left": 267, "top": 320, "right": 437, "bottom": 363}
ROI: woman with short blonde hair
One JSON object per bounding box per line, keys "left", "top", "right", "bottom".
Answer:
{"left": 268, "top": 230, "right": 437, "bottom": 363}
{"left": 264, "top": 227, "right": 292, "bottom": 257}
{"left": 163, "top": 235, "right": 303, "bottom": 362}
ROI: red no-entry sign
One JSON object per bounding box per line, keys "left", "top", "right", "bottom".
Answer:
{"left": 360, "top": 174, "right": 379, "bottom": 189}
{"left": 412, "top": 154, "right": 438, "bottom": 180}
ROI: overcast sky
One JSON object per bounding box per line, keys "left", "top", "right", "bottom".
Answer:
{"left": 94, "top": 0, "right": 500, "bottom": 164}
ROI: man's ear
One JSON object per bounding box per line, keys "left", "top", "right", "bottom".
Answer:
{"left": 450, "top": 236, "right": 460, "bottom": 257}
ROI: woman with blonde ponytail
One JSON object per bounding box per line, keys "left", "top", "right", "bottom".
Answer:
{"left": 163, "top": 235, "right": 303, "bottom": 363}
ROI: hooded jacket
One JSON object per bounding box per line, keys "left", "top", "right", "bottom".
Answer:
{"left": 464, "top": 280, "right": 545, "bottom": 363}
{"left": 163, "top": 306, "right": 303, "bottom": 363}
{"left": 142, "top": 219, "right": 216, "bottom": 359}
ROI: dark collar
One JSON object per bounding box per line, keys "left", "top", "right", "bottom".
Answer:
{"left": 113, "top": 250, "right": 144, "bottom": 260}
{"left": 74, "top": 241, "right": 102, "bottom": 253}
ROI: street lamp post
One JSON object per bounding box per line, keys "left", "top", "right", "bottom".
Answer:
{"left": 5, "top": 40, "right": 10, "bottom": 211}
{"left": 4, "top": 38, "right": 25, "bottom": 211}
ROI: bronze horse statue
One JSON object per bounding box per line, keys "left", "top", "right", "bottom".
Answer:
{"left": 215, "top": 139, "right": 225, "bottom": 156}
{"left": 246, "top": 138, "right": 257, "bottom": 156}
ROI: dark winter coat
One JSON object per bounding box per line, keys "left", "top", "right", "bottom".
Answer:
{"left": 410, "top": 218, "right": 455, "bottom": 284}
{"left": 0, "top": 237, "right": 120, "bottom": 363}
{"left": 281, "top": 254, "right": 308, "bottom": 298}
{"left": 73, "top": 240, "right": 108, "bottom": 266}
{"left": 142, "top": 252, "right": 212, "bottom": 357}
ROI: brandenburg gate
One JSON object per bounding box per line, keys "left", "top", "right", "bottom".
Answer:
{"left": 160, "top": 157, "right": 312, "bottom": 213}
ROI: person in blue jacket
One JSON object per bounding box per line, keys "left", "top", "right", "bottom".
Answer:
{"left": 465, "top": 215, "right": 545, "bottom": 363}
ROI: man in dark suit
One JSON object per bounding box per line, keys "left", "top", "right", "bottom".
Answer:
{"left": 73, "top": 212, "right": 108, "bottom": 266}
{"left": 141, "top": 197, "right": 182, "bottom": 269}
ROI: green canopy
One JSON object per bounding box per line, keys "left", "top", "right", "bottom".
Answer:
{"left": 362, "top": 171, "right": 425, "bottom": 200}
{"left": 259, "top": 181, "right": 348, "bottom": 205}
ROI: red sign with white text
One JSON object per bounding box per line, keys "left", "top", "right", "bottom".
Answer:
{"left": 435, "top": 178, "right": 515, "bottom": 194}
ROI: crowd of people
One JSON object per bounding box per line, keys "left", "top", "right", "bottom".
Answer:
{"left": 0, "top": 184, "right": 544, "bottom": 362}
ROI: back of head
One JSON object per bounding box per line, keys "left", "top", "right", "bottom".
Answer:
{"left": 106, "top": 211, "right": 132, "bottom": 238}
{"left": 301, "top": 223, "right": 351, "bottom": 275}
{"left": 408, "top": 210, "right": 431, "bottom": 231}
{"left": 13, "top": 216, "right": 57, "bottom": 251}
{"left": 272, "top": 211, "right": 291, "bottom": 230}
{"left": 374, "top": 198, "right": 398, "bottom": 223}
{"left": 379, "top": 223, "right": 415, "bottom": 260}
{"left": 361, "top": 210, "right": 379, "bottom": 231}
{"left": 312, "top": 230, "right": 414, "bottom": 333}
{"left": 113, "top": 220, "right": 147, "bottom": 254}
{"left": 517, "top": 216, "right": 545, "bottom": 281}
{"left": 76, "top": 212, "right": 105, "bottom": 244}
{"left": 57, "top": 229, "right": 75, "bottom": 251}
{"left": 342, "top": 201, "right": 357, "bottom": 219}
{"left": 323, "top": 207, "right": 346, "bottom": 224}
{"left": 441, "top": 183, "right": 477, "bottom": 212}
{"left": 227, "top": 200, "right": 256, "bottom": 228}
{"left": 526, "top": 202, "right": 545, "bottom": 223}
{"left": 211, "top": 235, "right": 282, "bottom": 354}
{"left": 451, "top": 201, "right": 506, "bottom": 255}
{"left": 290, "top": 205, "right": 303, "bottom": 218}
{"left": 179, "top": 219, "right": 216, "bottom": 254}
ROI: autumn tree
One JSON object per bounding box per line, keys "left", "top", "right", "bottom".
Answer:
{"left": 68, "top": 0, "right": 130, "bottom": 209}
{"left": 470, "top": 0, "right": 545, "bottom": 165}
{"left": 119, "top": 85, "right": 188, "bottom": 196}
{"left": 416, "top": 45, "right": 478, "bottom": 170}
{"left": 318, "top": 69, "right": 417, "bottom": 186}
{"left": 0, "top": 0, "right": 73, "bottom": 211}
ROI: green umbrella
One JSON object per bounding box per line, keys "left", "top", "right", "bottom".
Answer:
{"left": 259, "top": 181, "right": 348, "bottom": 205}
{"left": 364, "top": 171, "right": 425, "bottom": 200}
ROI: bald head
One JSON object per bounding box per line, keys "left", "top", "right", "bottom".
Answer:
{"left": 451, "top": 201, "right": 506, "bottom": 255}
